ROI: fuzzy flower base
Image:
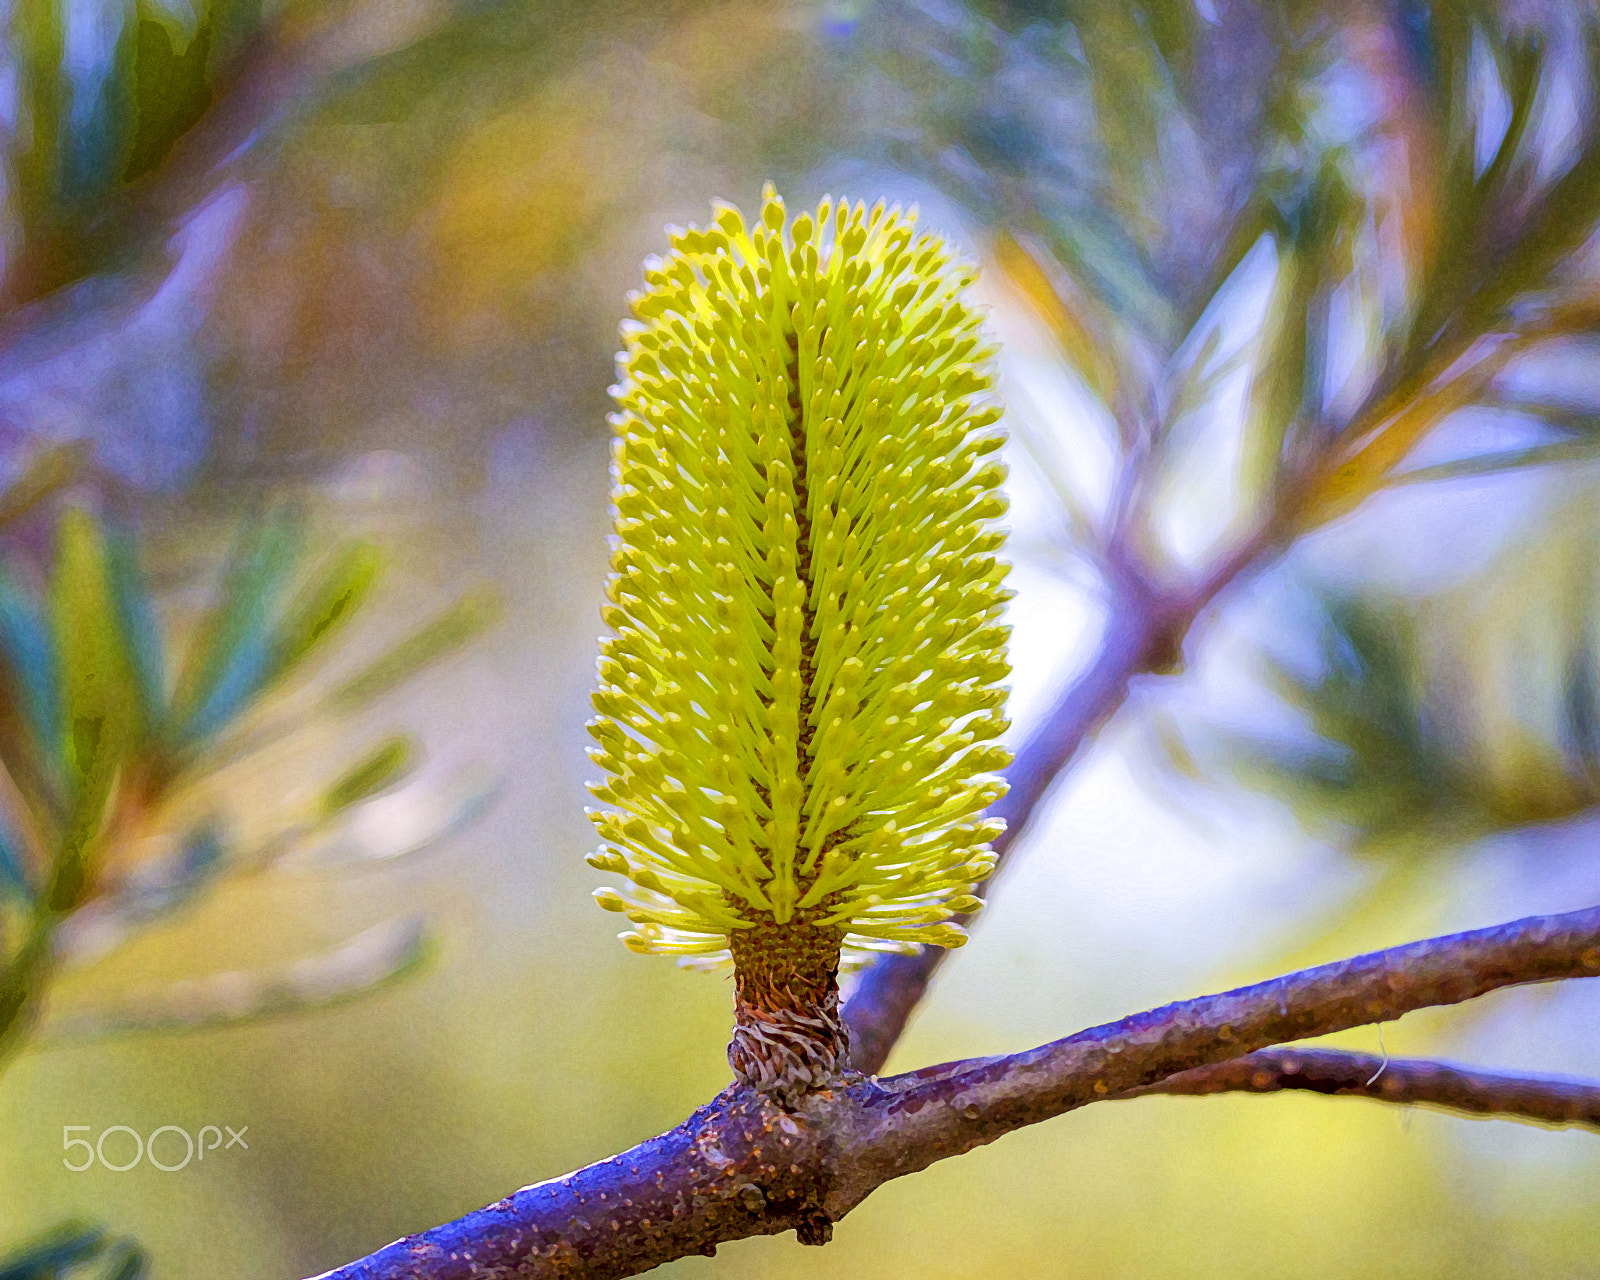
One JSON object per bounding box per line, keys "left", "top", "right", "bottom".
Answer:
{"left": 727, "top": 916, "right": 849, "bottom": 1104}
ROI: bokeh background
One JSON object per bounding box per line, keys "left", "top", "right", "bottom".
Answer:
{"left": 1, "top": 1, "right": 1599, "bottom": 1276}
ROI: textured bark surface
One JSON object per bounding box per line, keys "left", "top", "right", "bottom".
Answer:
{"left": 729, "top": 920, "right": 848, "bottom": 1113}
{"left": 315, "top": 1086, "right": 840, "bottom": 1280}
{"left": 313, "top": 904, "right": 1600, "bottom": 1280}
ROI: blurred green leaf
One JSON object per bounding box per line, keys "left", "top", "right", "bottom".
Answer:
{"left": 50, "top": 509, "right": 140, "bottom": 783}
{"left": 24, "top": 512, "right": 144, "bottom": 918}
{"left": 0, "top": 1223, "right": 105, "bottom": 1280}
{"left": 124, "top": 10, "right": 215, "bottom": 183}
{"left": 0, "top": 1222, "right": 145, "bottom": 1280}
{"left": 0, "top": 830, "right": 29, "bottom": 900}
{"left": 1173, "top": 519, "right": 1600, "bottom": 859}
{"left": 101, "top": 1248, "right": 144, "bottom": 1280}
{"left": 319, "top": 735, "right": 415, "bottom": 819}
{"left": 1394, "top": 25, "right": 1600, "bottom": 399}
{"left": 1394, "top": 7, "right": 1496, "bottom": 384}
{"left": 272, "top": 761, "right": 501, "bottom": 872}
{"left": 105, "top": 532, "right": 167, "bottom": 742}
{"left": 1138, "top": 0, "right": 1197, "bottom": 82}
{"left": 2, "top": 0, "right": 267, "bottom": 301}
{"left": 171, "top": 510, "right": 301, "bottom": 747}
{"left": 42, "top": 698, "right": 123, "bottom": 918}
{"left": 53, "top": 826, "right": 227, "bottom": 967}
{"left": 0, "top": 571, "right": 61, "bottom": 774}
{"left": 40, "top": 914, "right": 431, "bottom": 1043}
{"left": 103, "top": 1247, "right": 144, "bottom": 1280}
{"left": 60, "top": 3, "right": 137, "bottom": 213}
{"left": 268, "top": 539, "right": 385, "bottom": 688}
{"left": 10, "top": 0, "right": 65, "bottom": 248}
{"left": 331, "top": 587, "right": 500, "bottom": 709}
{"left": 1472, "top": 36, "right": 1540, "bottom": 202}
{"left": 1232, "top": 594, "right": 1464, "bottom": 853}
{"left": 1038, "top": 211, "right": 1178, "bottom": 357}
{"left": 1459, "top": 35, "right": 1600, "bottom": 337}
{"left": 0, "top": 498, "right": 495, "bottom": 1072}
{"left": 1075, "top": 3, "right": 1167, "bottom": 246}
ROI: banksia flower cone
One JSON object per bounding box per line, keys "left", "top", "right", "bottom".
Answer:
{"left": 588, "top": 186, "right": 1012, "bottom": 1103}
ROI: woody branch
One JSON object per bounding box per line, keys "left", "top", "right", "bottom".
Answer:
{"left": 315, "top": 905, "right": 1600, "bottom": 1280}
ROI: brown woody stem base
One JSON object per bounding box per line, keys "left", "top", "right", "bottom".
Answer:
{"left": 729, "top": 920, "right": 849, "bottom": 1108}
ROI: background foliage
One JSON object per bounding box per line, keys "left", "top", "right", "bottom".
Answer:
{"left": 0, "top": 1, "right": 1597, "bottom": 1277}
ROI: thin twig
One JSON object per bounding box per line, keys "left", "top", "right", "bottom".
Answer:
{"left": 1131, "top": 1048, "right": 1600, "bottom": 1129}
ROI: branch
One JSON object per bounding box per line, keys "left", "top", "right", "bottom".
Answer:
{"left": 313, "top": 905, "right": 1600, "bottom": 1280}
{"left": 1132, "top": 1049, "right": 1600, "bottom": 1129}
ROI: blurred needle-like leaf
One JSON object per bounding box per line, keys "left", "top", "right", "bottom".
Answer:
{"left": 170, "top": 510, "right": 301, "bottom": 747}
{"left": 38, "top": 914, "right": 430, "bottom": 1043}
{"left": 994, "top": 231, "right": 1121, "bottom": 409}
{"left": 52, "top": 826, "right": 226, "bottom": 968}
{"left": 0, "top": 1221, "right": 117, "bottom": 1280}
{"left": 266, "top": 539, "right": 385, "bottom": 690}
{"left": 51, "top": 509, "right": 140, "bottom": 783}
{"left": 318, "top": 735, "right": 415, "bottom": 819}
{"left": 330, "top": 587, "right": 500, "bottom": 710}
{"left": 273, "top": 762, "right": 501, "bottom": 872}
{"left": 1388, "top": 436, "right": 1600, "bottom": 486}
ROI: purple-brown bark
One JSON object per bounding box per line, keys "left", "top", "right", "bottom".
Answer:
{"left": 312, "top": 904, "right": 1600, "bottom": 1280}
{"left": 1138, "top": 1048, "right": 1600, "bottom": 1126}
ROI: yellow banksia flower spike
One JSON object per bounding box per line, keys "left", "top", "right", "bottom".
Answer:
{"left": 588, "top": 186, "right": 1012, "bottom": 1101}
